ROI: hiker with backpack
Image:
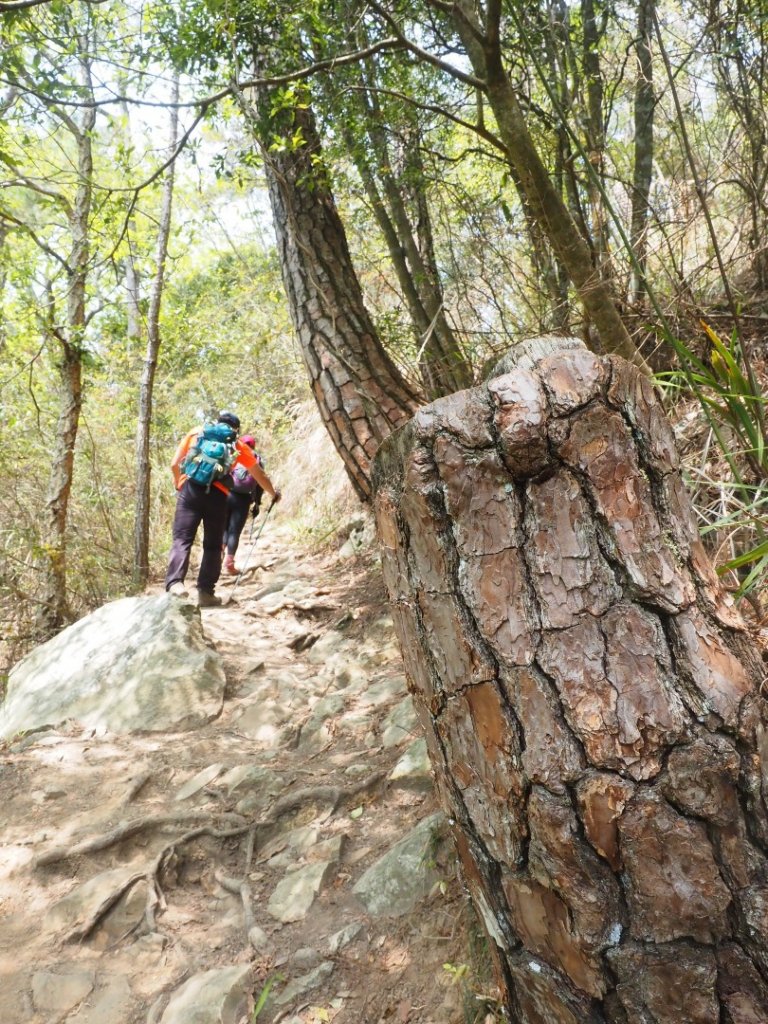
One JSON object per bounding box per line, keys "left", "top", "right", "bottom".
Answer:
{"left": 223, "top": 434, "right": 264, "bottom": 575}
{"left": 164, "top": 411, "right": 281, "bottom": 607}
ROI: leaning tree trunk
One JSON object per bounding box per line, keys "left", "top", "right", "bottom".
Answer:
{"left": 450, "top": 0, "right": 649, "bottom": 375}
{"left": 372, "top": 337, "right": 768, "bottom": 1023}
{"left": 235, "top": 86, "right": 422, "bottom": 501}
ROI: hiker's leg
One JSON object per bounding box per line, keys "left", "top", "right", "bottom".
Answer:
{"left": 197, "top": 489, "right": 228, "bottom": 592}
{"left": 223, "top": 494, "right": 238, "bottom": 555}
{"left": 227, "top": 494, "right": 250, "bottom": 555}
{"left": 165, "top": 483, "right": 204, "bottom": 590}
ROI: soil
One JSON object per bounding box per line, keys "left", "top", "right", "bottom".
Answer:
{"left": 0, "top": 525, "right": 500, "bottom": 1024}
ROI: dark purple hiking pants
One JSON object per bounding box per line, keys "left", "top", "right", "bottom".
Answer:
{"left": 224, "top": 491, "right": 251, "bottom": 555}
{"left": 165, "top": 480, "right": 228, "bottom": 594}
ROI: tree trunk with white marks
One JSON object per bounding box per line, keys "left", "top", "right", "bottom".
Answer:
{"left": 372, "top": 338, "right": 768, "bottom": 1023}
{"left": 237, "top": 88, "right": 422, "bottom": 501}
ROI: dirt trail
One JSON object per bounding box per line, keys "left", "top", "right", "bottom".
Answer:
{"left": 0, "top": 528, "right": 490, "bottom": 1024}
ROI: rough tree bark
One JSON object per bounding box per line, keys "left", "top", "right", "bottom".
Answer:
{"left": 234, "top": 86, "right": 421, "bottom": 501}
{"left": 372, "top": 338, "right": 768, "bottom": 1023}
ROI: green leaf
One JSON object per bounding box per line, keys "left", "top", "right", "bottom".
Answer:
{"left": 719, "top": 539, "right": 768, "bottom": 573}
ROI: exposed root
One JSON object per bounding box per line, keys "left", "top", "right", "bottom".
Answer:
{"left": 37, "top": 771, "right": 386, "bottom": 945}
{"left": 122, "top": 770, "right": 152, "bottom": 805}
{"left": 268, "top": 771, "right": 386, "bottom": 819}
{"left": 34, "top": 810, "right": 233, "bottom": 868}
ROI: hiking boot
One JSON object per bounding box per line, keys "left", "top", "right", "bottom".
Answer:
{"left": 197, "top": 589, "right": 222, "bottom": 608}
{"left": 224, "top": 554, "right": 237, "bottom": 575}
{"left": 168, "top": 581, "right": 188, "bottom": 598}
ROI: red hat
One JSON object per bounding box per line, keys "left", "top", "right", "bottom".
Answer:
{"left": 240, "top": 434, "right": 256, "bottom": 448}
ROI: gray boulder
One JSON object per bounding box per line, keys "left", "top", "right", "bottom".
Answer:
{"left": 353, "top": 813, "right": 445, "bottom": 917}
{"left": 159, "top": 965, "right": 252, "bottom": 1024}
{"left": 0, "top": 595, "right": 225, "bottom": 741}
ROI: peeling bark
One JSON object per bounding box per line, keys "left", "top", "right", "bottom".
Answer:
{"left": 372, "top": 338, "right": 768, "bottom": 1022}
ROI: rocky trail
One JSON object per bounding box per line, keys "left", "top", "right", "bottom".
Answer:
{"left": 0, "top": 527, "right": 493, "bottom": 1024}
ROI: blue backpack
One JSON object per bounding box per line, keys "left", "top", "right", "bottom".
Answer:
{"left": 182, "top": 422, "right": 237, "bottom": 491}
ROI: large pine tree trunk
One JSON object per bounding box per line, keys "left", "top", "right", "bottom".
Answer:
{"left": 372, "top": 338, "right": 768, "bottom": 1023}
{"left": 236, "top": 87, "right": 421, "bottom": 500}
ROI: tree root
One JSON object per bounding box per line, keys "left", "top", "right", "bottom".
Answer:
{"left": 34, "top": 810, "right": 240, "bottom": 868}
{"left": 37, "top": 770, "right": 386, "bottom": 946}
{"left": 122, "top": 770, "right": 152, "bottom": 805}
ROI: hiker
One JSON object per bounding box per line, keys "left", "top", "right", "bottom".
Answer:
{"left": 223, "top": 434, "right": 264, "bottom": 575}
{"left": 165, "top": 411, "right": 281, "bottom": 607}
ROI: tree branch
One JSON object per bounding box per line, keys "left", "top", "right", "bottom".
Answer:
{"left": 346, "top": 83, "right": 506, "bottom": 155}
{"left": 0, "top": 151, "right": 72, "bottom": 213}
{"left": 0, "top": 37, "right": 407, "bottom": 111}
{"left": 0, "top": 207, "right": 70, "bottom": 269}
{"left": 0, "top": 0, "right": 109, "bottom": 10}
{"left": 368, "top": 1, "right": 486, "bottom": 89}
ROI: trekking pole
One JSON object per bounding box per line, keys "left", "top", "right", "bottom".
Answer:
{"left": 227, "top": 499, "right": 275, "bottom": 601}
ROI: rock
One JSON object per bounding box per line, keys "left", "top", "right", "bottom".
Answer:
{"left": 298, "top": 694, "right": 346, "bottom": 751}
{"left": 328, "top": 922, "right": 363, "bottom": 953}
{"left": 291, "top": 947, "right": 321, "bottom": 969}
{"left": 259, "top": 825, "right": 321, "bottom": 867}
{"left": 0, "top": 595, "right": 225, "bottom": 741}
{"left": 66, "top": 975, "right": 135, "bottom": 1024}
{"left": 389, "top": 738, "right": 432, "bottom": 789}
{"left": 223, "top": 764, "right": 284, "bottom": 814}
{"left": 159, "top": 965, "right": 252, "bottom": 1024}
{"left": 92, "top": 879, "right": 149, "bottom": 947}
{"left": 305, "top": 833, "right": 346, "bottom": 865}
{"left": 175, "top": 763, "right": 224, "bottom": 801}
{"left": 358, "top": 674, "right": 408, "bottom": 708}
{"left": 334, "top": 665, "right": 371, "bottom": 695}
{"left": 381, "top": 697, "right": 418, "bottom": 747}
{"left": 234, "top": 699, "right": 292, "bottom": 746}
{"left": 272, "top": 961, "right": 335, "bottom": 1007}
{"left": 353, "top": 813, "right": 445, "bottom": 917}
{"left": 267, "top": 860, "right": 336, "bottom": 923}
{"left": 305, "top": 632, "right": 356, "bottom": 666}
{"left": 46, "top": 867, "right": 144, "bottom": 938}
{"left": 31, "top": 968, "right": 95, "bottom": 1015}
{"left": 247, "top": 925, "right": 269, "bottom": 949}
{"left": 219, "top": 764, "right": 282, "bottom": 797}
